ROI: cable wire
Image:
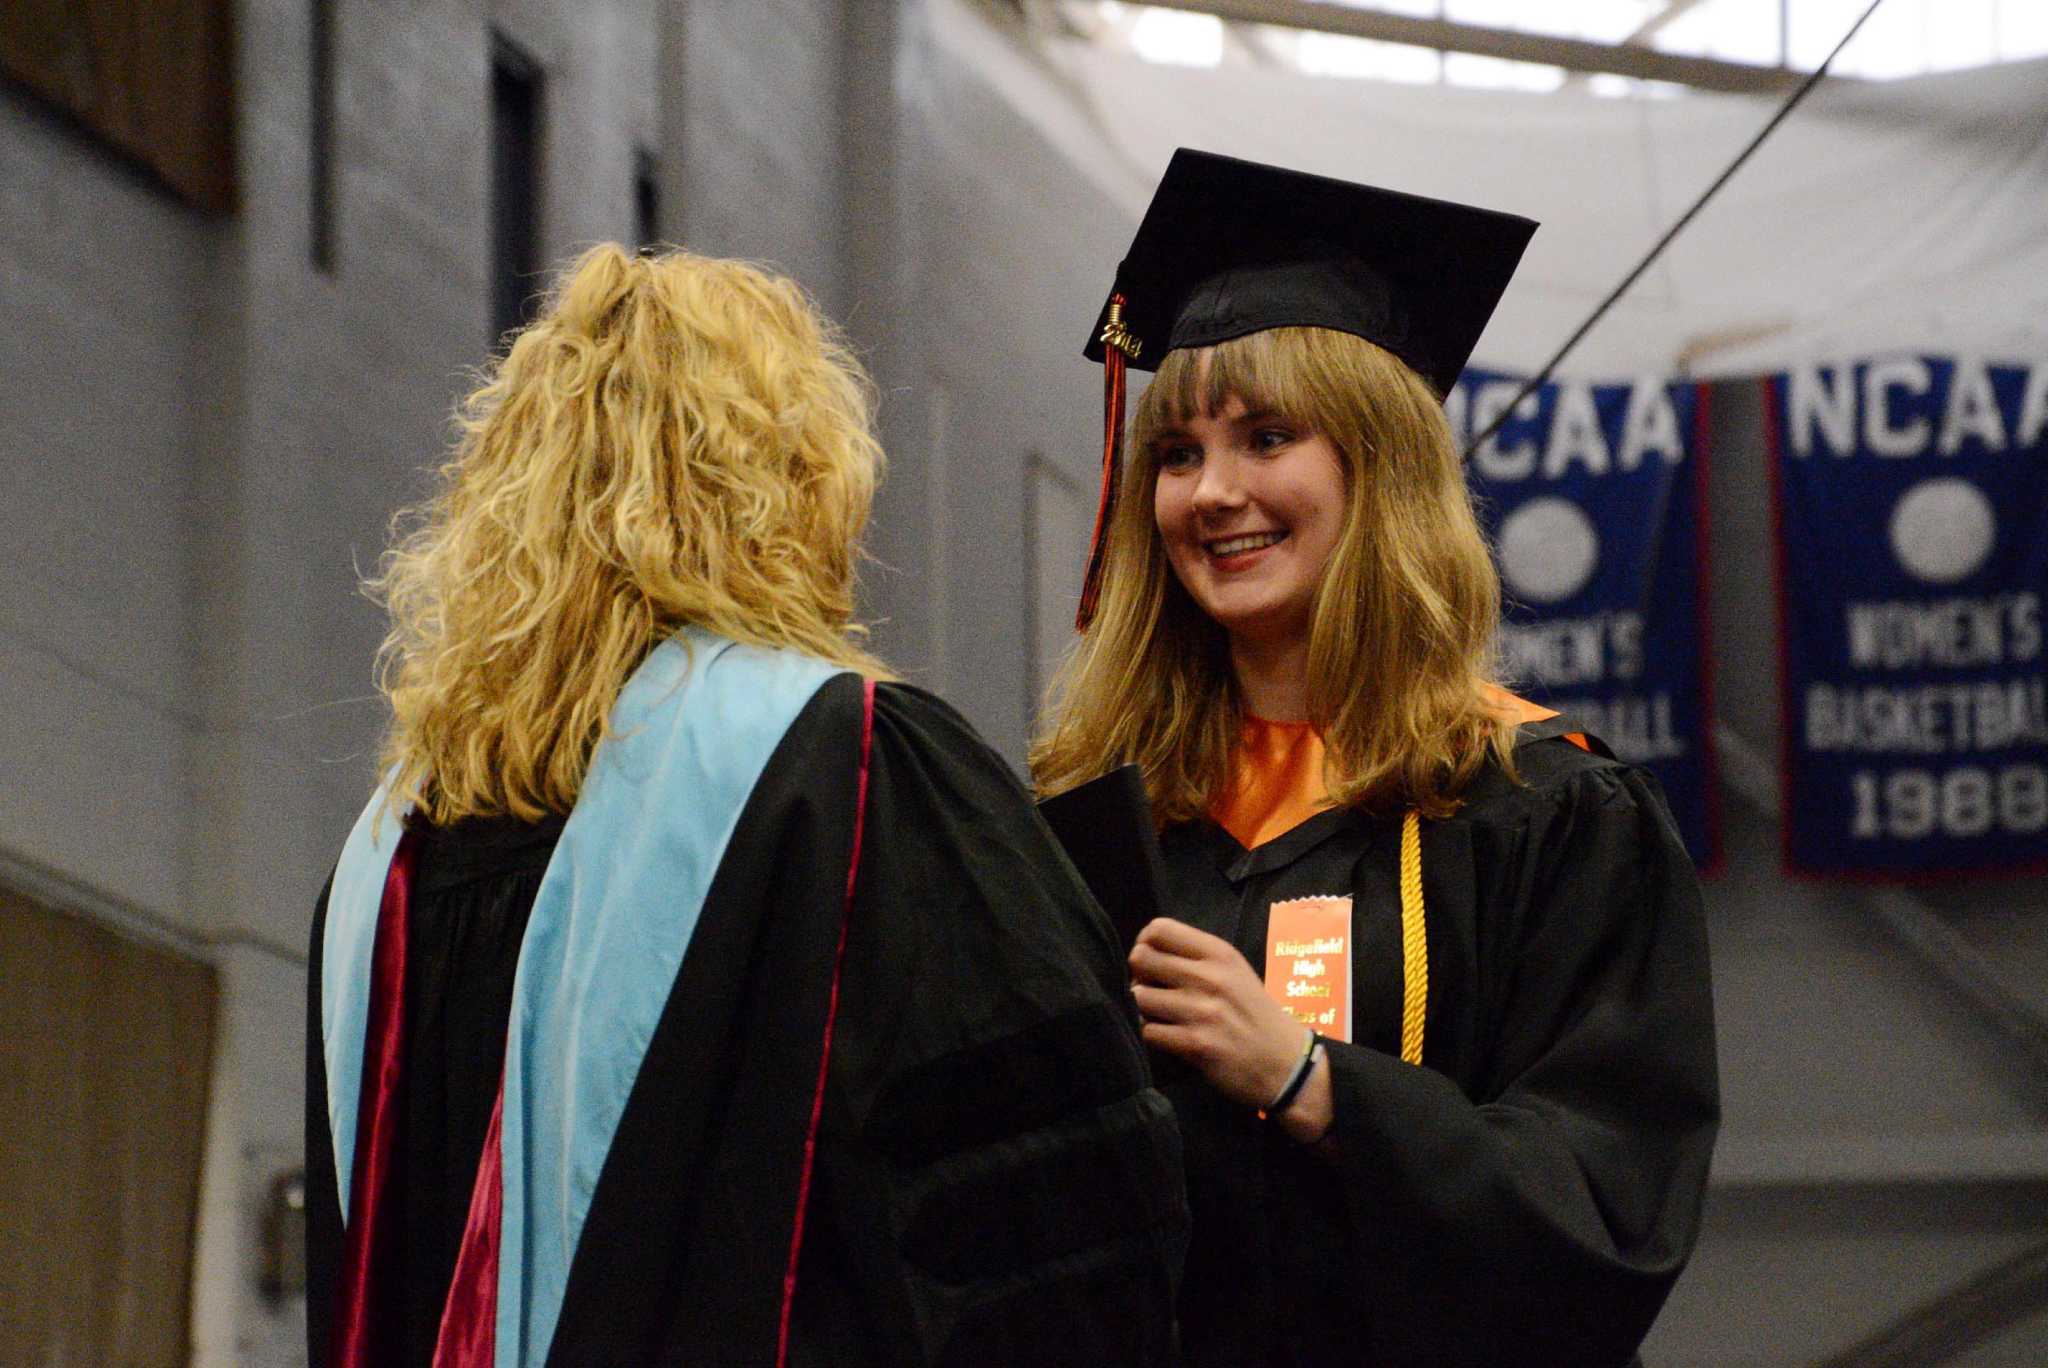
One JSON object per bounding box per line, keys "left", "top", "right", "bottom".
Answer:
{"left": 1464, "top": 0, "right": 1890, "bottom": 458}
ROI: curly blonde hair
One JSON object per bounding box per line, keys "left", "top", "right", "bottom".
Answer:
{"left": 1031, "top": 326, "right": 1514, "bottom": 823}
{"left": 368, "top": 244, "right": 890, "bottom": 824}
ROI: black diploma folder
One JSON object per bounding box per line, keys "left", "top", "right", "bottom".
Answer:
{"left": 1036, "top": 764, "right": 1168, "bottom": 954}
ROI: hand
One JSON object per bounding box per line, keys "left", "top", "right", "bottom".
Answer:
{"left": 1128, "top": 917, "right": 1316, "bottom": 1112}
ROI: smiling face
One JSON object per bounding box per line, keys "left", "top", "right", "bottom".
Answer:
{"left": 1151, "top": 393, "right": 1348, "bottom": 650}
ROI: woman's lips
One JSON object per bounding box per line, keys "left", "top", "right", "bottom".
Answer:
{"left": 1203, "top": 529, "right": 1287, "bottom": 570}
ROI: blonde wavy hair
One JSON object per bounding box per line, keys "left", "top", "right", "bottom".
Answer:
{"left": 1031, "top": 326, "right": 1514, "bottom": 823}
{"left": 369, "top": 243, "right": 890, "bottom": 824}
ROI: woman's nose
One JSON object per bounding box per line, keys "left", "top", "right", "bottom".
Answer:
{"left": 1189, "top": 453, "right": 1246, "bottom": 511}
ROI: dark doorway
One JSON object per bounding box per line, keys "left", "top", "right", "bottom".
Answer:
{"left": 490, "top": 32, "right": 542, "bottom": 344}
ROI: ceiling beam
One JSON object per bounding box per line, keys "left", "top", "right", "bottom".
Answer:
{"left": 1142, "top": 0, "right": 1812, "bottom": 95}
{"left": 1559, "top": 0, "right": 1717, "bottom": 91}
{"left": 1621, "top": 0, "right": 1719, "bottom": 46}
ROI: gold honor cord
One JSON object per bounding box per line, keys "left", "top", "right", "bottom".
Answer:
{"left": 1398, "top": 809, "right": 1428, "bottom": 1066}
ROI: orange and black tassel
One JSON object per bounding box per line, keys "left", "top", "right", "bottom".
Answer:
{"left": 1076, "top": 293, "right": 1139, "bottom": 631}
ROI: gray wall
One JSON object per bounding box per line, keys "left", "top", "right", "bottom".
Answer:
{"left": 1, "top": 0, "right": 2042, "bottom": 1361}
{"left": 2, "top": 0, "right": 660, "bottom": 1360}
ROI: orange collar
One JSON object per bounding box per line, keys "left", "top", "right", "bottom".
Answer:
{"left": 1482, "top": 682, "right": 1560, "bottom": 729}
{"left": 1208, "top": 688, "right": 1570, "bottom": 849}
{"left": 1209, "top": 715, "right": 1331, "bottom": 850}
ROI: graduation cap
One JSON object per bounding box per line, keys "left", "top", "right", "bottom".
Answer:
{"left": 1074, "top": 148, "right": 1537, "bottom": 629}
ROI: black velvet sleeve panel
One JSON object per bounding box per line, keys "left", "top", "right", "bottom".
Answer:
{"left": 790, "top": 680, "right": 1189, "bottom": 1367}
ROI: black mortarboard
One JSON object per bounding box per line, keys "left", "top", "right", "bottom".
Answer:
{"left": 1072, "top": 149, "right": 1537, "bottom": 628}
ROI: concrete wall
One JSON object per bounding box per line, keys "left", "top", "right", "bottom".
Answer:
{"left": 2, "top": 0, "right": 2043, "bottom": 1362}
{"left": 828, "top": 0, "right": 1133, "bottom": 755}
{"left": 0, "top": 85, "right": 210, "bottom": 931}
{"left": 664, "top": 0, "right": 850, "bottom": 316}
{"left": 1, "top": 0, "right": 661, "bottom": 1360}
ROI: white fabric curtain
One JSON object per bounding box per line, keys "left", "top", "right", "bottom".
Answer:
{"left": 938, "top": 0, "right": 2048, "bottom": 380}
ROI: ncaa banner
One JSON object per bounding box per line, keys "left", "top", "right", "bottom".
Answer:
{"left": 1767, "top": 357, "right": 2048, "bottom": 879}
{"left": 1449, "top": 371, "right": 1719, "bottom": 869}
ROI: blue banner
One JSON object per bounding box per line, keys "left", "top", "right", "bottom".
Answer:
{"left": 1768, "top": 357, "right": 2048, "bottom": 879}
{"left": 1449, "top": 371, "right": 1719, "bottom": 869}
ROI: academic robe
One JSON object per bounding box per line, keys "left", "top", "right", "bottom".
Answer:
{"left": 305, "top": 634, "right": 1188, "bottom": 1367}
{"left": 1160, "top": 725, "right": 1719, "bottom": 1368}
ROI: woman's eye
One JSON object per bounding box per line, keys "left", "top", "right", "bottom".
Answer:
{"left": 1158, "top": 444, "right": 1200, "bottom": 470}
{"left": 1252, "top": 428, "right": 1295, "bottom": 452}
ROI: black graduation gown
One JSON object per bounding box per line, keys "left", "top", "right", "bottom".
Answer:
{"left": 1160, "top": 730, "right": 1718, "bottom": 1368}
{"left": 305, "top": 676, "right": 1189, "bottom": 1366}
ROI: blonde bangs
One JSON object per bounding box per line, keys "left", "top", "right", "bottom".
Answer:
{"left": 369, "top": 244, "right": 891, "bottom": 825}
{"left": 1033, "top": 326, "right": 1514, "bottom": 823}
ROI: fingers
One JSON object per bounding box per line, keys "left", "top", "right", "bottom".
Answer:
{"left": 1129, "top": 919, "right": 1244, "bottom": 989}
{"left": 1128, "top": 940, "right": 1215, "bottom": 988}
{"left": 1133, "top": 917, "right": 1231, "bottom": 959}
{"left": 1129, "top": 982, "right": 1208, "bottom": 1025}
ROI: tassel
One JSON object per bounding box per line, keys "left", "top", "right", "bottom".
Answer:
{"left": 1077, "top": 294, "right": 1137, "bottom": 632}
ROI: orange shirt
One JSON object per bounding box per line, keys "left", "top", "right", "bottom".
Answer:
{"left": 1208, "top": 688, "right": 1574, "bottom": 850}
